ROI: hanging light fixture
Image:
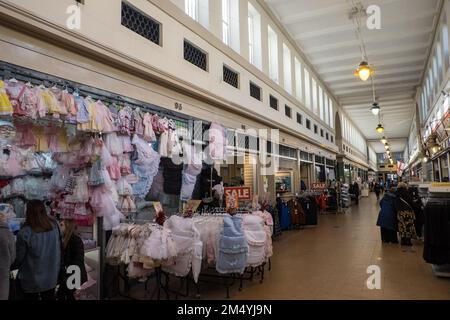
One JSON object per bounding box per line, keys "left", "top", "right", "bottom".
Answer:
{"left": 431, "top": 143, "right": 441, "bottom": 154}
{"left": 371, "top": 102, "right": 380, "bottom": 115}
{"left": 384, "top": 144, "right": 389, "bottom": 150}
{"left": 380, "top": 137, "right": 387, "bottom": 144}
{"left": 355, "top": 61, "right": 374, "bottom": 81}
{"left": 376, "top": 124, "right": 384, "bottom": 134}
{"left": 351, "top": 5, "right": 374, "bottom": 82}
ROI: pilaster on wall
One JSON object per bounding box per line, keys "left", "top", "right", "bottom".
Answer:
{"left": 260, "top": 14, "right": 269, "bottom": 76}
{"left": 277, "top": 32, "right": 284, "bottom": 91}
{"left": 239, "top": 0, "right": 249, "bottom": 63}
{"left": 208, "top": 0, "right": 222, "bottom": 40}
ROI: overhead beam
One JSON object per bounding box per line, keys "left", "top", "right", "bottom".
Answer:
{"left": 317, "top": 54, "right": 427, "bottom": 74}
{"left": 304, "top": 28, "right": 434, "bottom": 54}
{"left": 323, "top": 65, "right": 425, "bottom": 83}
{"left": 294, "top": 9, "right": 437, "bottom": 40}
{"left": 311, "top": 43, "right": 430, "bottom": 65}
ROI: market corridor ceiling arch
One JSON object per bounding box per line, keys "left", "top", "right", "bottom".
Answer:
{"left": 265, "top": 0, "right": 442, "bottom": 142}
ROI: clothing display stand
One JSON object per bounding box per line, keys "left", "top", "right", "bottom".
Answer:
{"left": 423, "top": 184, "right": 450, "bottom": 278}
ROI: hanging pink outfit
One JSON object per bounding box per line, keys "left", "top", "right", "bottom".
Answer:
{"left": 17, "top": 84, "right": 38, "bottom": 119}
{"left": 209, "top": 122, "right": 226, "bottom": 161}
{"left": 143, "top": 113, "right": 156, "bottom": 142}
{"left": 5, "top": 81, "right": 25, "bottom": 115}
{"left": 107, "top": 156, "right": 121, "bottom": 181}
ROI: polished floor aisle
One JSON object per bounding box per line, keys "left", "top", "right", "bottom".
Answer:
{"left": 204, "top": 193, "right": 450, "bottom": 300}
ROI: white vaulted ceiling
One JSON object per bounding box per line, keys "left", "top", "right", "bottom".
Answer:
{"left": 265, "top": 0, "right": 442, "bottom": 146}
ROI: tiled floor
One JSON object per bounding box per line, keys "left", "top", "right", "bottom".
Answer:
{"left": 200, "top": 193, "right": 450, "bottom": 300}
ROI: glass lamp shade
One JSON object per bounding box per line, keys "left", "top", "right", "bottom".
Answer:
{"left": 371, "top": 103, "right": 380, "bottom": 115}
{"left": 354, "top": 61, "right": 373, "bottom": 81}
{"left": 376, "top": 124, "right": 384, "bottom": 134}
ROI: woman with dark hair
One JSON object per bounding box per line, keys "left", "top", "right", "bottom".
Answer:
{"left": 57, "top": 219, "right": 87, "bottom": 300}
{"left": 12, "top": 200, "right": 61, "bottom": 300}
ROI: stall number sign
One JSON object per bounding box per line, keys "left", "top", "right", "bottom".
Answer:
{"left": 224, "top": 187, "right": 252, "bottom": 201}
{"left": 311, "top": 183, "right": 327, "bottom": 191}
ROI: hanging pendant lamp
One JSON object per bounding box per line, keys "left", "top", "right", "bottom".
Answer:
{"left": 371, "top": 102, "right": 380, "bottom": 115}
{"left": 354, "top": 61, "right": 373, "bottom": 81}
{"left": 381, "top": 137, "right": 387, "bottom": 144}
{"left": 376, "top": 123, "right": 384, "bottom": 134}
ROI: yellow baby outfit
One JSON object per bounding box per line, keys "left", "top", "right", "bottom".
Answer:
{"left": 0, "top": 80, "right": 13, "bottom": 116}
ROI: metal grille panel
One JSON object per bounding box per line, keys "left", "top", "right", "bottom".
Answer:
{"left": 269, "top": 95, "right": 278, "bottom": 110}
{"left": 184, "top": 41, "right": 207, "bottom": 71}
{"left": 297, "top": 113, "right": 302, "bottom": 124}
{"left": 121, "top": 2, "right": 161, "bottom": 45}
{"left": 249, "top": 82, "right": 261, "bottom": 101}
{"left": 223, "top": 66, "right": 239, "bottom": 88}
{"left": 285, "top": 105, "right": 292, "bottom": 118}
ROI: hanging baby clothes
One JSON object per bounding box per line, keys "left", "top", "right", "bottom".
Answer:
{"left": 162, "top": 216, "right": 203, "bottom": 283}
{"left": 242, "top": 215, "right": 267, "bottom": 267}
{"left": 49, "top": 87, "right": 68, "bottom": 115}
{"left": 151, "top": 114, "right": 165, "bottom": 134}
{"left": 5, "top": 80, "right": 25, "bottom": 116}
{"left": 41, "top": 88, "right": 62, "bottom": 118}
{"left": 131, "top": 135, "right": 161, "bottom": 199}
{"left": 107, "top": 156, "right": 121, "bottom": 181}
{"left": 158, "top": 118, "right": 170, "bottom": 157}
{"left": 96, "top": 101, "right": 116, "bottom": 133}
{"left": 133, "top": 108, "right": 144, "bottom": 136}
{"left": 17, "top": 83, "right": 38, "bottom": 119}
{"left": 61, "top": 89, "right": 77, "bottom": 121}
{"left": 209, "top": 122, "right": 226, "bottom": 161}
{"left": 253, "top": 211, "right": 274, "bottom": 260}
{"left": 142, "top": 112, "right": 156, "bottom": 142}
{"left": 104, "top": 132, "right": 123, "bottom": 156}
{"left": 14, "top": 123, "right": 36, "bottom": 149}
{"left": 74, "top": 93, "right": 90, "bottom": 124}
{"left": 216, "top": 216, "right": 248, "bottom": 274}
{"left": 0, "top": 80, "right": 13, "bottom": 116}
{"left": 118, "top": 106, "right": 133, "bottom": 135}
{"left": 118, "top": 154, "right": 132, "bottom": 175}
{"left": 167, "top": 119, "right": 177, "bottom": 158}
{"left": 116, "top": 176, "right": 136, "bottom": 215}
{"left": 180, "top": 145, "right": 202, "bottom": 201}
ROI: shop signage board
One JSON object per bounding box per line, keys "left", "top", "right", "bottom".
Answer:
{"left": 224, "top": 187, "right": 252, "bottom": 201}
{"left": 311, "top": 182, "right": 327, "bottom": 191}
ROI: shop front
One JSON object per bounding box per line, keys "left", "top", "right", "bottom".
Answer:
{"left": 325, "top": 158, "right": 336, "bottom": 182}
{"left": 275, "top": 144, "right": 299, "bottom": 197}
{"left": 314, "top": 155, "right": 326, "bottom": 183}
{"left": 299, "top": 151, "right": 314, "bottom": 191}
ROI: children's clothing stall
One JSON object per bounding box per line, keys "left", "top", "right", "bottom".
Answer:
{"left": 0, "top": 61, "right": 277, "bottom": 300}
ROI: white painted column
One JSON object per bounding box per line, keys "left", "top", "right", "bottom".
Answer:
{"left": 277, "top": 33, "right": 284, "bottom": 90}
{"left": 290, "top": 47, "right": 296, "bottom": 98}
{"left": 260, "top": 14, "right": 269, "bottom": 76}
{"left": 239, "top": 0, "right": 249, "bottom": 62}
{"left": 208, "top": 0, "right": 222, "bottom": 40}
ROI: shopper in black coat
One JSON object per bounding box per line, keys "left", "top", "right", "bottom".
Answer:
{"left": 352, "top": 181, "right": 360, "bottom": 204}
{"left": 57, "top": 219, "right": 87, "bottom": 300}
{"left": 374, "top": 182, "right": 381, "bottom": 200}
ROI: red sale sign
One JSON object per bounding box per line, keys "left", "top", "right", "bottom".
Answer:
{"left": 224, "top": 187, "right": 252, "bottom": 201}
